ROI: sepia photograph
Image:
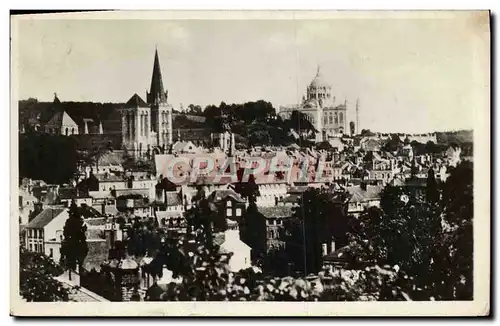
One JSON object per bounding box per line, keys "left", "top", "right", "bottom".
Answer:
{"left": 9, "top": 10, "right": 490, "bottom": 316}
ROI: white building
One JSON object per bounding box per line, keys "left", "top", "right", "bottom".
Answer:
{"left": 446, "top": 145, "right": 462, "bottom": 167}
{"left": 278, "top": 66, "right": 349, "bottom": 142}
{"left": 24, "top": 207, "right": 69, "bottom": 260}
{"left": 219, "top": 220, "right": 251, "bottom": 272}
{"left": 18, "top": 188, "right": 37, "bottom": 225}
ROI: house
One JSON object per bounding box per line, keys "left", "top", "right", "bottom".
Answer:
{"left": 18, "top": 188, "right": 38, "bottom": 225}
{"left": 84, "top": 151, "right": 125, "bottom": 177}
{"left": 367, "top": 155, "right": 398, "bottom": 185}
{"left": 44, "top": 94, "right": 105, "bottom": 136}
{"left": 346, "top": 184, "right": 383, "bottom": 217}
{"left": 327, "top": 137, "right": 345, "bottom": 152}
{"left": 446, "top": 145, "right": 462, "bottom": 167}
{"left": 218, "top": 219, "right": 251, "bottom": 272}
{"left": 258, "top": 206, "right": 294, "bottom": 251}
{"left": 332, "top": 161, "right": 350, "bottom": 180}
{"left": 360, "top": 138, "right": 381, "bottom": 152}
{"left": 88, "top": 191, "right": 118, "bottom": 216}
{"left": 115, "top": 194, "right": 152, "bottom": 218}
{"left": 25, "top": 207, "right": 69, "bottom": 259}
{"left": 153, "top": 191, "right": 185, "bottom": 229}
{"left": 208, "top": 188, "right": 247, "bottom": 222}
{"left": 45, "top": 111, "right": 80, "bottom": 136}
{"left": 255, "top": 182, "right": 288, "bottom": 207}
{"left": 58, "top": 188, "right": 93, "bottom": 208}
{"left": 400, "top": 144, "right": 414, "bottom": 160}
{"left": 95, "top": 174, "right": 127, "bottom": 193}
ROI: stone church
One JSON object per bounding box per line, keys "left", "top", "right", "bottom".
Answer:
{"left": 278, "top": 66, "right": 348, "bottom": 142}
{"left": 120, "top": 49, "right": 173, "bottom": 157}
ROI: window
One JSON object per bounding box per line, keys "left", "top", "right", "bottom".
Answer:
{"left": 226, "top": 209, "right": 232, "bottom": 217}
{"left": 29, "top": 243, "right": 32, "bottom": 251}
{"left": 34, "top": 243, "right": 38, "bottom": 252}
{"left": 334, "top": 113, "right": 338, "bottom": 124}
{"left": 236, "top": 208, "right": 242, "bottom": 216}
{"left": 49, "top": 248, "right": 53, "bottom": 257}
{"left": 226, "top": 200, "right": 232, "bottom": 208}
{"left": 328, "top": 114, "right": 333, "bottom": 124}
{"left": 65, "top": 128, "right": 68, "bottom": 136}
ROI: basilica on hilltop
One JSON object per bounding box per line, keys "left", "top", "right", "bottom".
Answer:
{"left": 278, "top": 66, "right": 350, "bottom": 142}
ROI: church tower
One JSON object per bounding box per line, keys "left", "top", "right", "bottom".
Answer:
{"left": 147, "top": 49, "right": 173, "bottom": 148}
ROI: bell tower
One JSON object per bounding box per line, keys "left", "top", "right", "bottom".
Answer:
{"left": 147, "top": 48, "right": 173, "bottom": 148}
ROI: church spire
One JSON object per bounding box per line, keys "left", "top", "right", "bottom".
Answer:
{"left": 53, "top": 92, "right": 61, "bottom": 104}
{"left": 147, "top": 48, "right": 168, "bottom": 105}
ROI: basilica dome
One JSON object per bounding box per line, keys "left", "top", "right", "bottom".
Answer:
{"left": 306, "top": 65, "right": 332, "bottom": 104}
{"left": 308, "top": 65, "right": 331, "bottom": 90}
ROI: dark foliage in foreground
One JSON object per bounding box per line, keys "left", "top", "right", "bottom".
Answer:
{"left": 19, "top": 249, "right": 69, "bottom": 302}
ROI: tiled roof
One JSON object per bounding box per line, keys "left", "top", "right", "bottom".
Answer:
{"left": 114, "top": 188, "right": 149, "bottom": 198}
{"left": 288, "top": 186, "right": 309, "bottom": 194}
{"left": 80, "top": 205, "right": 104, "bottom": 218}
{"left": 82, "top": 239, "right": 109, "bottom": 272}
{"left": 86, "top": 228, "right": 105, "bottom": 240}
{"left": 97, "top": 152, "right": 124, "bottom": 167}
{"left": 346, "top": 185, "right": 383, "bottom": 203}
{"left": 26, "top": 208, "right": 66, "bottom": 229}
{"left": 164, "top": 191, "right": 182, "bottom": 206}
{"left": 210, "top": 189, "right": 245, "bottom": 203}
{"left": 125, "top": 93, "right": 149, "bottom": 108}
{"left": 258, "top": 206, "right": 294, "bottom": 218}
{"left": 95, "top": 174, "right": 124, "bottom": 182}
{"left": 282, "top": 194, "right": 299, "bottom": 204}
{"left": 84, "top": 217, "right": 107, "bottom": 226}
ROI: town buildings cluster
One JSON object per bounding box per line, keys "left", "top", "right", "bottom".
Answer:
{"left": 18, "top": 49, "right": 467, "bottom": 302}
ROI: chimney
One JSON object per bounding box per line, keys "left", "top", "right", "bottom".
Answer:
{"left": 331, "top": 239, "right": 336, "bottom": 253}
{"left": 322, "top": 243, "right": 328, "bottom": 257}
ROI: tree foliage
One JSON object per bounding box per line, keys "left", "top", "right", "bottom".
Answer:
{"left": 60, "top": 201, "right": 89, "bottom": 274}
{"left": 283, "top": 188, "right": 356, "bottom": 275}
{"left": 350, "top": 161, "right": 474, "bottom": 300}
{"left": 19, "top": 133, "right": 79, "bottom": 184}
{"left": 19, "top": 249, "right": 69, "bottom": 302}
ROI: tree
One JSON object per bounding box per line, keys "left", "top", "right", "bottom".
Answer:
{"left": 350, "top": 161, "right": 474, "bottom": 300}
{"left": 349, "top": 121, "right": 355, "bottom": 135}
{"left": 187, "top": 104, "right": 203, "bottom": 115}
{"left": 434, "top": 161, "right": 473, "bottom": 299}
{"left": 146, "top": 201, "right": 231, "bottom": 301}
{"left": 60, "top": 201, "right": 88, "bottom": 280}
{"left": 360, "top": 129, "right": 375, "bottom": 137}
{"left": 426, "top": 168, "right": 439, "bottom": 204}
{"left": 383, "top": 134, "right": 403, "bottom": 152}
{"left": 283, "top": 188, "right": 353, "bottom": 275}
{"left": 19, "top": 249, "right": 69, "bottom": 302}
{"left": 369, "top": 185, "right": 442, "bottom": 284}
{"left": 285, "top": 110, "right": 318, "bottom": 136}
{"left": 19, "top": 133, "right": 79, "bottom": 184}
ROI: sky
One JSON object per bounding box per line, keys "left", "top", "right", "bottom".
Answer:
{"left": 13, "top": 11, "right": 489, "bottom": 133}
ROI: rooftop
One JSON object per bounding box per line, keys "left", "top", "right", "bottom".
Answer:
{"left": 26, "top": 208, "right": 66, "bottom": 229}
{"left": 346, "top": 185, "right": 384, "bottom": 203}
{"left": 258, "top": 206, "right": 294, "bottom": 218}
